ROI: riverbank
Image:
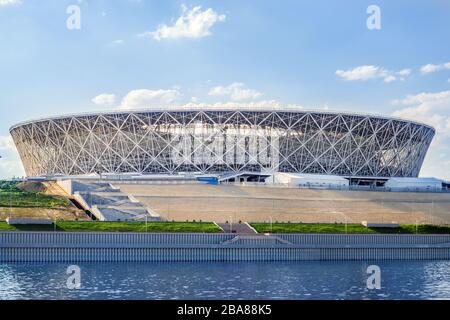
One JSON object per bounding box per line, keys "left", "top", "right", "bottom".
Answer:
{"left": 0, "top": 221, "right": 221, "bottom": 233}
{"left": 1, "top": 232, "right": 450, "bottom": 262}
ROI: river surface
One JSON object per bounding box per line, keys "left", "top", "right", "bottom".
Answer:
{"left": 1, "top": 261, "right": 450, "bottom": 300}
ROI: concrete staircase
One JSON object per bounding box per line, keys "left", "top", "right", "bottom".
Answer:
{"left": 58, "top": 180, "right": 161, "bottom": 222}
{"left": 216, "top": 222, "right": 258, "bottom": 234}
{"left": 220, "top": 235, "right": 293, "bottom": 246}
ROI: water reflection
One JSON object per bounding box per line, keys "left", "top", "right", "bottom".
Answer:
{"left": 0, "top": 261, "right": 449, "bottom": 300}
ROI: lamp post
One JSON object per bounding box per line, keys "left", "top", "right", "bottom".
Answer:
{"left": 167, "top": 199, "right": 170, "bottom": 221}
{"left": 334, "top": 211, "right": 347, "bottom": 234}
{"left": 431, "top": 200, "right": 435, "bottom": 225}
{"left": 344, "top": 215, "right": 347, "bottom": 234}
{"left": 269, "top": 215, "right": 273, "bottom": 234}
{"left": 271, "top": 199, "right": 275, "bottom": 229}
{"left": 9, "top": 188, "right": 12, "bottom": 220}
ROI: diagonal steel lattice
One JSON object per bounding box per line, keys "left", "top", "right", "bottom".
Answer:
{"left": 10, "top": 109, "right": 435, "bottom": 178}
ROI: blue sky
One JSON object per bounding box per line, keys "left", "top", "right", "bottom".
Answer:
{"left": 0, "top": 0, "right": 450, "bottom": 178}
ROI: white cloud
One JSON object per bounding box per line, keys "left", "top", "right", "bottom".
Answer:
{"left": 176, "top": 100, "right": 285, "bottom": 111}
{"left": 397, "top": 68, "right": 412, "bottom": 77}
{"left": 392, "top": 90, "right": 450, "bottom": 135}
{"left": 0, "top": 135, "right": 15, "bottom": 153}
{"left": 336, "top": 65, "right": 411, "bottom": 83}
{"left": 119, "top": 89, "right": 181, "bottom": 109}
{"left": 108, "top": 39, "right": 124, "bottom": 46}
{"left": 140, "top": 5, "right": 226, "bottom": 40}
{"left": 421, "top": 64, "right": 441, "bottom": 74}
{"left": 336, "top": 65, "right": 380, "bottom": 81}
{"left": 420, "top": 62, "right": 450, "bottom": 74}
{"left": 92, "top": 93, "right": 116, "bottom": 106}
{"left": 208, "top": 83, "right": 263, "bottom": 101}
{"left": 0, "top": 0, "right": 22, "bottom": 6}
{"left": 392, "top": 90, "right": 450, "bottom": 179}
{"left": 383, "top": 75, "right": 396, "bottom": 83}
{"left": 392, "top": 90, "right": 450, "bottom": 108}
{"left": 0, "top": 135, "right": 25, "bottom": 179}
{"left": 391, "top": 90, "right": 450, "bottom": 179}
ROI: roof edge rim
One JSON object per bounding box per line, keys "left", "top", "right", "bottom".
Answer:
{"left": 9, "top": 107, "right": 436, "bottom": 133}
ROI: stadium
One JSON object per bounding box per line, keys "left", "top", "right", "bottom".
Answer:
{"left": 10, "top": 108, "right": 435, "bottom": 178}
{"left": 9, "top": 107, "right": 450, "bottom": 225}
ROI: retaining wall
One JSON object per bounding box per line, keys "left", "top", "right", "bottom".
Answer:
{"left": 1, "top": 232, "right": 450, "bottom": 262}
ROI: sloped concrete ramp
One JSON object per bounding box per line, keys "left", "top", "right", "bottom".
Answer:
{"left": 57, "top": 180, "right": 160, "bottom": 221}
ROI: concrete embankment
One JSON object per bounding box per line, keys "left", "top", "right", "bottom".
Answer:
{"left": 1, "top": 232, "right": 450, "bottom": 262}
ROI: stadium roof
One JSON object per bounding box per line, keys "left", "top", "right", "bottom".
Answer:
{"left": 10, "top": 105, "right": 435, "bottom": 132}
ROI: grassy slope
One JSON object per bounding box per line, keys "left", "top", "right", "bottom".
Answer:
{"left": 0, "top": 221, "right": 222, "bottom": 233}
{"left": 0, "top": 181, "right": 70, "bottom": 208}
{"left": 250, "top": 223, "right": 450, "bottom": 234}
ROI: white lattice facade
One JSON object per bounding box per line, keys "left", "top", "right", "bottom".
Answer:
{"left": 10, "top": 109, "right": 435, "bottom": 178}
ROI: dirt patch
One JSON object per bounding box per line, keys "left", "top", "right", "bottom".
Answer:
{"left": 16, "top": 181, "right": 69, "bottom": 197}
{"left": 0, "top": 207, "right": 90, "bottom": 221}
{"left": 16, "top": 181, "right": 46, "bottom": 193}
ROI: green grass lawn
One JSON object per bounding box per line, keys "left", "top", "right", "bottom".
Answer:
{"left": 250, "top": 223, "right": 450, "bottom": 234}
{"left": 1, "top": 221, "right": 449, "bottom": 234}
{"left": 0, "top": 181, "right": 70, "bottom": 208}
{"left": 0, "top": 221, "right": 222, "bottom": 233}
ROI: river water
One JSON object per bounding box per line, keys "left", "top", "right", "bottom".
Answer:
{"left": 1, "top": 261, "right": 450, "bottom": 300}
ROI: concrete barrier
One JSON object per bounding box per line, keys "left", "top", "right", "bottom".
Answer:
{"left": 6, "top": 218, "right": 53, "bottom": 225}
{"left": 1, "top": 232, "right": 449, "bottom": 262}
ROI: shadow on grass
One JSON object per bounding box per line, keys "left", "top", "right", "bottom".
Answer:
{"left": 250, "top": 223, "right": 450, "bottom": 234}
{"left": 10, "top": 224, "right": 64, "bottom": 231}
{"left": 0, "top": 221, "right": 222, "bottom": 233}
{"left": 368, "top": 225, "right": 450, "bottom": 234}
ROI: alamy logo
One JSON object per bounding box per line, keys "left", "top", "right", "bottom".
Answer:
{"left": 66, "top": 265, "right": 81, "bottom": 289}
{"left": 170, "top": 128, "right": 280, "bottom": 166}
{"left": 367, "top": 5, "right": 381, "bottom": 30}
{"left": 366, "top": 265, "right": 381, "bottom": 290}
{"left": 66, "top": 5, "right": 81, "bottom": 30}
